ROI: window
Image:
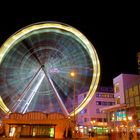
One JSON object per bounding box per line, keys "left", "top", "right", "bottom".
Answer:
{"left": 80, "top": 109, "right": 87, "bottom": 114}
{"left": 126, "top": 99, "right": 129, "bottom": 104}
{"left": 104, "top": 118, "right": 107, "bottom": 122}
{"left": 99, "top": 94, "right": 102, "bottom": 98}
{"left": 96, "top": 118, "right": 102, "bottom": 122}
{"left": 108, "top": 102, "right": 115, "bottom": 106}
{"left": 102, "top": 94, "right": 108, "bottom": 98}
{"left": 112, "top": 102, "right": 115, "bottom": 105}
{"left": 135, "top": 96, "right": 139, "bottom": 102}
{"left": 130, "top": 102, "right": 134, "bottom": 107}
{"left": 116, "top": 110, "right": 126, "bottom": 121}
{"left": 134, "top": 85, "right": 139, "bottom": 96}
{"left": 129, "top": 88, "right": 134, "bottom": 97}
{"left": 114, "top": 83, "right": 120, "bottom": 93}
{"left": 96, "top": 109, "right": 100, "bottom": 113}
{"left": 116, "top": 96, "right": 120, "bottom": 104}
{"left": 125, "top": 90, "right": 129, "bottom": 99}
{"left": 91, "top": 117, "right": 96, "bottom": 121}
{"left": 101, "top": 94, "right": 105, "bottom": 98}
{"left": 130, "top": 98, "right": 134, "bottom": 103}
{"left": 108, "top": 102, "right": 112, "bottom": 106}
{"left": 106, "top": 94, "right": 109, "bottom": 98}
{"left": 84, "top": 118, "right": 89, "bottom": 122}
{"left": 84, "top": 118, "right": 87, "bottom": 122}
{"left": 102, "top": 101, "right": 108, "bottom": 106}
{"left": 96, "top": 94, "right": 99, "bottom": 97}
{"left": 96, "top": 101, "right": 101, "bottom": 105}
{"left": 109, "top": 94, "right": 114, "bottom": 98}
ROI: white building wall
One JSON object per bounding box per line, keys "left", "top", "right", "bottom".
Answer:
{"left": 77, "top": 88, "right": 115, "bottom": 127}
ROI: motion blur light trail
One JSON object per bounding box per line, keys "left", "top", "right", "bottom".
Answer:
{"left": 0, "top": 22, "right": 100, "bottom": 116}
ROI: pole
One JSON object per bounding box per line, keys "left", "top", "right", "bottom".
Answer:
{"left": 73, "top": 78, "right": 76, "bottom": 125}
{"left": 73, "top": 77, "right": 77, "bottom": 138}
{"left": 70, "top": 71, "right": 77, "bottom": 137}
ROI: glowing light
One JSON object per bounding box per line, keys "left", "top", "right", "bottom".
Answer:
{"left": 12, "top": 67, "right": 43, "bottom": 113}
{"left": 128, "top": 116, "right": 132, "bottom": 121}
{"left": 50, "top": 128, "right": 54, "bottom": 137}
{"left": 0, "top": 96, "right": 10, "bottom": 113}
{"left": 70, "top": 72, "right": 76, "bottom": 77}
{"left": 123, "top": 117, "right": 126, "bottom": 121}
{"left": 22, "top": 72, "right": 45, "bottom": 113}
{"left": 0, "top": 22, "right": 100, "bottom": 116}
{"left": 9, "top": 127, "right": 15, "bottom": 137}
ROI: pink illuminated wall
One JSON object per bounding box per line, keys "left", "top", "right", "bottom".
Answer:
{"left": 113, "top": 74, "right": 140, "bottom": 104}
{"left": 77, "top": 87, "right": 115, "bottom": 127}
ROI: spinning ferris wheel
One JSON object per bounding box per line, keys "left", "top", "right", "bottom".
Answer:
{"left": 0, "top": 22, "right": 100, "bottom": 117}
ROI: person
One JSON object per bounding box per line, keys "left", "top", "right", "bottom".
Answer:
{"left": 108, "top": 132, "right": 111, "bottom": 140}
{"left": 63, "top": 128, "right": 67, "bottom": 138}
{"left": 88, "top": 130, "right": 91, "bottom": 137}
{"left": 67, "top": 127, "right": 72, "bottom": 138}
{"left": 119, "top": 131, "right": 122, "bottom": 138}
{"left": 129, "top": 132, "right": 133, "bottom": 140}
{"left": 91, "top": 131, "right": 94, "bottom": 137}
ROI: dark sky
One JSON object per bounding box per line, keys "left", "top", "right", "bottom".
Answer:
{"left": 0, "top": 6, "right": 139, "bottom": 87}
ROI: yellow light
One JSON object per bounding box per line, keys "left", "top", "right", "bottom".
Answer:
{"left": 70, "top": 72, "right": 76, "bottom": 77}
{"left": 0, "top": 22, "right": 100, "bottom": 116}
{"left": 0, "top": 96, "right": 11, "bottom": 113}
{"left": 128, "top": 116, "right": 132, "bottom": 121}
{"left": 90, "top": 120, "right": 96, "bottom": 125}
{"left": 123, "top": 117, "right": 126, "bottom": 121}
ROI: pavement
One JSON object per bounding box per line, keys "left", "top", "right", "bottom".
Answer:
{"left": 1, "top": 133, "right": 140, "bottom": 140}
{"left": 0, "top": 136, "right": 109, "bottom": 140}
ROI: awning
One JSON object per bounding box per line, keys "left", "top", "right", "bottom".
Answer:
{"left": 100, "top": 104, "right": 127, "bottom": 112}
{"left": 108, "top": 121, "right": 134, "bottom": 126}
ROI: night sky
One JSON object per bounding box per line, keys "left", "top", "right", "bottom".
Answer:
{"left": 0, "top": 6, "right": 139, "bottom": 87}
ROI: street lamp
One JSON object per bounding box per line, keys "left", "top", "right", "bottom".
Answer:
{"left": 70, "top": 72, "right": 76, "bottom": 78}
{"left": 122, "top": 116, "right": 134, "bottom": 140}
{"left": 128, "top": 116, "right": 132, "bottom": 121}
{"left": 90, "top": 120, "right": 96, "bottom": 136}
{"left": 70, "top": 71, "right": 77, "bottom": 135}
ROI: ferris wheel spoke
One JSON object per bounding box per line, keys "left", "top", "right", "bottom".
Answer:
{"left": 0, "top": 22, "right": 100, "bottom": 116}
{"left": 11, "top": 66, "right": 42, "bottom": 112}
{"left": 21, "top": 71, "right": 45, "bottom": 113}
{"left": 24, "top": 45, "right": 68, "bottom": 107}
{"left": 40, "top": 65, "right": 69, "bottom": 116}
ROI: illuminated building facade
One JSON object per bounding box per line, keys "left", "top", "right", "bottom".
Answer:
{"left": 1, "top": 112, "right": 74, "bottom": 138}
{"left": 77, "top": 87, "right": 115, "bottom": 135}
{"left": 113, "top": 74, "right": 140, "bottom": 122}
{"left": 101, "top": 74, "right": 140, "bottom": 139}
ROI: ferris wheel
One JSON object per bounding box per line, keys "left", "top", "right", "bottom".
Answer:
{"left": 0, "top": 22, "right": 100, "bottom": 117}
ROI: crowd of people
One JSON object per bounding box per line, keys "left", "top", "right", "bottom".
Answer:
{"left": 88, "top": 130, "right": 95, "bottom": 138}
{"left": 107, "top": 131, "right": 135, "bottom": 140}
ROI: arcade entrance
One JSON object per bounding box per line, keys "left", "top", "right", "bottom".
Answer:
{"left": 2, "top": 112, "right": 74, "bottom": 138}
{"left": 9, "top": 124, "right": 55, "bottom": 138}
